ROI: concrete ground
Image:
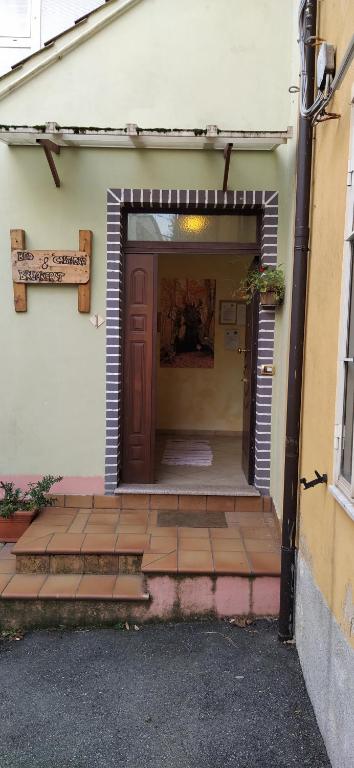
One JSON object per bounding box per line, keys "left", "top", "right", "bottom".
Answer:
{"left": 0, "top": 619, "right": 330, "bottom": 768}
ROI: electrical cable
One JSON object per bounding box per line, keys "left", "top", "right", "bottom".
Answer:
{"left": 299, "top": 0, "right": 354, "bottom": 124}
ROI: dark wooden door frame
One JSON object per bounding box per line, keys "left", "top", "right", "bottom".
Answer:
{"left": 122, "top": 234, "right": 260, "bottom": 486}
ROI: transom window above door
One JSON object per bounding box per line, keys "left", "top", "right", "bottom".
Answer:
{"left": 127, "top": 213, "right": 258, "bottom": 243}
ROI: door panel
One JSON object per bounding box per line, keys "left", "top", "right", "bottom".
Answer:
{"left": 122, "top": 252, "right": 157, "bottom": 483}
{"left": 241, "top": 293, "right": 258, "bottom": 483}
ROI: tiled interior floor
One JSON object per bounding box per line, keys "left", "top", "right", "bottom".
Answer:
{"left": 154, "top": 433, "right": 254, "bottom": 492}
{"left": 4, "top": 495, "right": 281, "bottom": 577}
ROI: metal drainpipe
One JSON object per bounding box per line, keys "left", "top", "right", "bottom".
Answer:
{"left": 278, "top": 0, "right": 317, "bottom": 641}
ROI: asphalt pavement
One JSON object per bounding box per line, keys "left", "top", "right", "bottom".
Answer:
{"left": 0, "top": 619, "right": 330, "bottom": 768}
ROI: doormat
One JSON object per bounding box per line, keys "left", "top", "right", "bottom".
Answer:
{"left": 161, "top": 439, "right": 213, "bottom": 466}
{"left": 157, "top": 511, "right": 227, "bottom": 528}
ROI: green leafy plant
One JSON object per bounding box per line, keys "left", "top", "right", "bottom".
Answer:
{"left": 0, "top": 475, "right": 63, "bottom": 519}
{"left": 240, "top": 265, "right": 285, "bottom": 304}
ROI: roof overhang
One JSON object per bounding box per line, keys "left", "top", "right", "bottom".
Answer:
{"left": 0, "top": 124, "right": 293, "bottom": 151}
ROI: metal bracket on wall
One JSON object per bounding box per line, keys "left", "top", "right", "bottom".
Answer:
{"left": 222, "top": 143, "right": 233, "bottom": 192}
{"left": 299, "top": 470, "right": 328, "bottom": 490}
{"left": 36, "top": 139, "right": 61, "bottom": 187}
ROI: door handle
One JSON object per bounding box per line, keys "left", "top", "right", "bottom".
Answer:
{"left": 238, "top": 347, "right": 250, "bottom": 354}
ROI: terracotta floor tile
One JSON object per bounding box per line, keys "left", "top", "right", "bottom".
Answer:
{"left": 178, "top": 550, "right": 213, "bottom": 574}
{"left": 120, "top": 511, "right": 149, "bottom": 522}
{"left": 178, "top": 537, "right": 211, "bottom": 551}
{"left": 178, "top": 495, "right": 207, "bottom": 511}
{"left": 114, "top": 574, "right": 149, "bottom": 599}
{"left": 37, "top": 514, "right": 75, "bottom": 526}
{"left": 149, "top": 511, "right": 158, "bottom": 525}
{"left": 0, "top": 544, "right": 15, "bottom": 558}
{"left": 148, "top": 536, "right": 177, "bottom": 553}
{"left": 206, "top": 496, "right": 235, "bottom": 513}
{"left": 0, "top": 573, "right": 13, "bottom": 593}
{"left": 240, "top": 526, "right": 273, "bottom": 540}
{"left": 39, "top": 574, "right": 81, "bottom": 598}
{"left": 87, "top": 513, "right": 119, "bottom": 525}
{"left": 211, "top": 538, "right": 245, "bottom": 552}
{"left": 150, "top": 494, "right": 178, "bottom": 510}
{"left": 243, "top": 539, "right": 279, "bottom": 553}
{"left": 76, "top": 574, "right": 116, "bottom": 599}
{"left": 12, "top": 535, "right": 53, "bottom": 554}
{"left": 93, "top": 495, "right": 121, "bottom": 509}
{"left": 235, "top": 497, "right": 263, "bottom": 513}
{"left": 227, "top": 512, "right": 265, "bottom": 525}
{"left": 20, "top": 524, "right": 69, "bottom": 539}
{"left": 65, "top": 495, "right": 93, "bottom": 509}
{"left": 141, "top": 552, "right": 177, "bottom": 573}
{"left": 2, "top": 574, "right": 47, "bottom": 598}
{"left": 0, "top": 559, "right": 16, "bottom": 574}
{"left": 117, "top": 525, "right": 147, "bottom": 534}
{"left": 209, "top": 527, "right": 241, "bottom": 539}
{"left": 249, "top": 551, "right": 281, "bottom": 575}
{"left": 116, "top": 534, "right": 150, "bottom": 553}
{"left": 47, "top": 534, "right": 85, "bottom": 553}
{"left": 213, "top": 551, "right": 250, "bottom": 575}
{"left": 67, "top": 513, "right": 90, "bottom": 533}
{"left": 177, "top": 527, "right": 209, "bottom": 538}
{"left": 84, "top": 524, "right": 117, "bottom": 534}
{"left": 147, "top": 526, "right": 178, "bottom": 537}
{"left": 81, "top": 534, "right": 117, "bottom": 553}
{"left": 122, "top": 494, "right": 149, "bottom": 509}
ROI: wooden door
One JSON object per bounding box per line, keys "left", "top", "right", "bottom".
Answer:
{"left": 241, "top": 293, "right": 259, "bottom": 484}
{"left": 122, "top": 252, "right": 157, "bottom": 483}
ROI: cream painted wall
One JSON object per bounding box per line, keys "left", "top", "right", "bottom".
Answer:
{"left": 0, "top": 0, "right": 294, "bottom": 130}
{"left": 157, "top": 252, "right": 252, "bottom": 432}
{"left": 298, "top": 0, "right": 354, "bottom": 650}
{"left": 0, "top": 0, "right": 299, "bottom": 491}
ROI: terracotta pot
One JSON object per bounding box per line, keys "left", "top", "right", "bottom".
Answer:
{"left": 0, "top": 509, "right": 37, "bottom": 542}
{"left": 259, "top": 290, "right": 280, "bottom": 306}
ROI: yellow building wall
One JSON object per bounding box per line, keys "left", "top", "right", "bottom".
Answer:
{"left": 157, "top": 252, "right": 252, "bottom": 432}
{"left": 298, "top": 0, "right": 354, "bottom": 650}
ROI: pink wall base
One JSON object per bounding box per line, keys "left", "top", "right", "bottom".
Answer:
{"left": 0, "top": 475, "right": 105, "bottom": 496}
{"left": 133, "top": 575, "right": 281, "bottom": 620}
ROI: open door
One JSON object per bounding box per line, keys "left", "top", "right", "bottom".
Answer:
{"left": 241, "top": 292, "right": 259, "bottom": 484}
{"left": 122, "top": 252, "right": 157, "bottom": 483}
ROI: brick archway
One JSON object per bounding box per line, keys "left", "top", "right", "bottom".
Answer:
{"left": 106, "top": 188, "right": 279, "bottom": 495}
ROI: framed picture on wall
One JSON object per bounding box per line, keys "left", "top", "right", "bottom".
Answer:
{"left": 219, "top": 300, "right": 237, "bottom": 325}
{"left": 236, "top": 302, "right": 247, "bottom": 326}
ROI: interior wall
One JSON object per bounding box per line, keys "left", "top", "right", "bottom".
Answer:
{"left": 157, "top": 251, "right": 253, "bottom": 432}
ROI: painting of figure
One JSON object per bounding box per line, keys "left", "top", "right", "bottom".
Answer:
{"left": 159, "top": 278, "right": 215, "bottom": 368}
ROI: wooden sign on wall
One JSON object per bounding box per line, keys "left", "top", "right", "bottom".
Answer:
{"left": 12, "top": 250, "right": 90, "bottom": 284}
{"left": 10, "top": 230, "right": 92, "bottom": 313}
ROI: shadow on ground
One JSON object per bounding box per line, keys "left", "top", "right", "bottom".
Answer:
{"left": 0, "top": 619, "right": 330, "bottom": 768}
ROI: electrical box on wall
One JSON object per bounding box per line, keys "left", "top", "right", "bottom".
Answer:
{"left": 317, "top": 42, "right": 335, "bottom": 91}
{"left": 224, "top": 329, "right": 238, "bottom": 350}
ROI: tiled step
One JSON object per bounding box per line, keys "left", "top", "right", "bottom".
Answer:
{"left": 47, "top": 493, "right": 269, "bottom": 512}
{"left": 15, "top": 552, "right": 142, "bottom": 575}
{"left": 0, "top": 543, "right": 280, "bottom": 629}
{"left": 0, "top": 573, "right": 149, "bottom": 602}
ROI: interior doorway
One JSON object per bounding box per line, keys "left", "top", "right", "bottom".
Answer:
{"left": 121, "top": 211, "right": 259, "bottom": 490}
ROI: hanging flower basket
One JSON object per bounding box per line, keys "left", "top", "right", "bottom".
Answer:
{"left": 259, "top": 290, "right": 281, "bottom": 307}
{"left": 240, "top": 265, "right": 285, "bottom": 307}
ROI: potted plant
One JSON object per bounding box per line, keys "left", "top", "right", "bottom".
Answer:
{"left": 240, "top": 265, "right": 285, "bottom": 306}
{"left": 0, "top": 475, "right": 62, "bottom": 542}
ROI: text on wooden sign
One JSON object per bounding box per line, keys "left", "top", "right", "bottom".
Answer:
{"left": 12, "top": 250, "right": 90, "bottom": 284}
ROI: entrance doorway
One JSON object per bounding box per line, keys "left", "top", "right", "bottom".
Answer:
{"left": 121, "top": 212, "right": 259, "bottom": 490}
